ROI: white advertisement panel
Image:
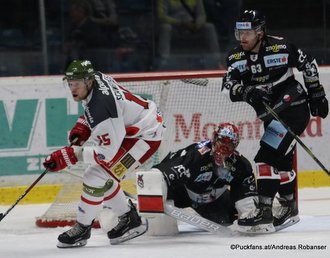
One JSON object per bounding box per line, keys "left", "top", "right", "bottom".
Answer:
{"left": 0, "top": 68, "right": 329, "bottom": 185}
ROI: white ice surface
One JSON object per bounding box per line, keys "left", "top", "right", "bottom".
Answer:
{"left": 1, "top": 187, "right": 330, "bottom": 258}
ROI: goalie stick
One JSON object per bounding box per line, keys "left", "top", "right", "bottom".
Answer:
{"left": 164, "top": 203, "right": 232, "bottom": 235}
{"left": 124, "top": 191, "right": 232, "bottom": 236}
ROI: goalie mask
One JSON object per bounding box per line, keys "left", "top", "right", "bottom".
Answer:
{"left": 212, "top": 123, "right": 240, "bottom": 166}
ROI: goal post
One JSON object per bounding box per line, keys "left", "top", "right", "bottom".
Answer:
{"left": 35, "top": 70, "right": 297, "bottom": 228}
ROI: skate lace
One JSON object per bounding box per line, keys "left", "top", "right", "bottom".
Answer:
{"left": 112, "top": 214, "right": 130, "bottom": 231}
{"left": 66, "top": 223, "right": 86, "bottom": 237}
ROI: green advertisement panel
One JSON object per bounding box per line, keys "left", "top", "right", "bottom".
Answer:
{"left": 0, "top": 75, "right": 154, "bottom": 176}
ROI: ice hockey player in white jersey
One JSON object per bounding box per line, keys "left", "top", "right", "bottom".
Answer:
{"left": 139, "top": 123, "right": 273, "bottom": 232}
{"left": 43, "top": 60, "right": 165, "bottom": 247}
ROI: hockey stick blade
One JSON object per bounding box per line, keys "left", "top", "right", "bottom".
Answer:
{"left": 164, "top": 203, "right": 232, "bottom": 235}
{"left": 124, "top": 191, "right": 232, "bottom": 235}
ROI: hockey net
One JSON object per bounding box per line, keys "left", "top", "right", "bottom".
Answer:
{"left": 35, "top": 70, "right": 297, "bottom": 228}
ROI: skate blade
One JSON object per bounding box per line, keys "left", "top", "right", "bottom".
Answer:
{"left": 110, "top": 220, "right": 148, "bottom": 245}
{"left": 234, "top": 220, "right": 275, "bottom": 234}
{"left": 57, "top": 239, "right": 87, "bottom": 248}
{"left": 275, "top": 215, "right": 300, "bottom": 231}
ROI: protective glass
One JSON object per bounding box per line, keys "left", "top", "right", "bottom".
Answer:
{"left": 63, "top": 78, "right": 86, "bottom": 89}
{"left": 234, "top": 28, "right": 257, "bottom": 41}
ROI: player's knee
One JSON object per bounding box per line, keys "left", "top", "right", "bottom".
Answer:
{"left": 255, "top": 163, "right": 281, "bottom": 180}
{"left": 81, "top": 179, "right": 115, "bottom": 201}
{"left": 279, "top": 170, "right": 296, "bottom": 185}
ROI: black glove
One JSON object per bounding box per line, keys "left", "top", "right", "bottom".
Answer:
{"left": 243, "top": 86, "right": 270, "bottom": 106}
{"left": 308, "top": 84, "right": 329, "bottom": 118}
{"left": 309, "top": 97, "right": 329, "bottom": 118}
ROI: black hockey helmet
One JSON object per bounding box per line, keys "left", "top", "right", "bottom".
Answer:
{"left": 236, "top": 10, "right": 266, "bottom": 32}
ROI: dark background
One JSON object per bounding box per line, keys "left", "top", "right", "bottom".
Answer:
{"left": 0, "top": 0, "right": 329, "bottom": 76}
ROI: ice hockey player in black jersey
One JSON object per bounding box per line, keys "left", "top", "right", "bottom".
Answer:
{"left": 222, "top": 10, "right": 329, "bottom": 231}
{"left": 149, "top": 123, "right": 269, "bottom": 231}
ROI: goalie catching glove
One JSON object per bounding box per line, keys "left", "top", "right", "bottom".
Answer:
{"left": 43, "top": 146, "right": 78, "bottom": 172}
{"left": 69, "top": 115, "right": 91, "bottom": 146}
{"left": 308, "top": 84, "right": 329, "bottom": 118}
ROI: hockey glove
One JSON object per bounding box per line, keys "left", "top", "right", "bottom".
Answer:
{"left": 69, "top": 115, "right": 91, "bottom": 146}
{"left": 308, "top": 85, "right": 329, "bottom": 118}
{"left": 243, "top": 86, "right": 270, "bottom": 107}
{"left": 43, "top": 146, "right": 78, "bottom": 172}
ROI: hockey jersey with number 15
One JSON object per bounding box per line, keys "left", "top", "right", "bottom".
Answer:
{"left": 78, "top": 71, "right": 165, "bottom": 165}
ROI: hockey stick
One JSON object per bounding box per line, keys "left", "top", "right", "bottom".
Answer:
{"left": 0, "top": 167, "right": 50, "bottom": 222}
{"left": 164, "top": 203, "right": 232, "bottom": 235}
{"left": 263, "top": 101, "right": 330, "bottom": 176}
{"left": 0, "top": 140, "right": 77, "bottom": 222}
{"left": 124, "top": 191, "right": 232, "bottom": 235}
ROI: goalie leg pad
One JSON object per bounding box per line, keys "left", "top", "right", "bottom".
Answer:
{"left": 136, "top": 168, "right": 168, "bottom": 215}
{"left": 146, "top": 200, "right": 179, "bottom": 236}
{"left": 136, "top": 169, "right": 178, "bottom": 236}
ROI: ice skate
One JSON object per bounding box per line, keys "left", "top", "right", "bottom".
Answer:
{"left": 236, "top": 202, "right": 275, "bottom": 234}
{"left": 273, "top": 197, "right": 300, "bottom": 231}
{"left": 107, "top": 199, "right": 148, "bottom": 245}
{"left": 57, "top": 222, "right": 92, "bottom": 248}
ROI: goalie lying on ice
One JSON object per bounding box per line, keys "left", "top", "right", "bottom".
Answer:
{"left": 136, "top": 123, "right": 275, "bottom": 234}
